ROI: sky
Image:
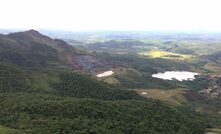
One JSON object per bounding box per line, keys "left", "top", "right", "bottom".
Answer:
{"left": 0, "top": 0, "right": 221, "bottom": 31}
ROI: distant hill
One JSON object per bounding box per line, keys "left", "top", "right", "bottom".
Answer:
{"left": 0, "top": 30, "right": 68, "bottom": 70}
{"left": 0, "top": 30, "right": 113, "bottom": 73}
{"left": 0, "top": 30, "right": 143, "bottom": 100}
{"left": 203, "top": 51, "right": 221, "bottom": 64}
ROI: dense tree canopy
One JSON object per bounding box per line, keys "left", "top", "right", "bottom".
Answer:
{"left": 0, "top": 93, "right": 205, "bottom": 134}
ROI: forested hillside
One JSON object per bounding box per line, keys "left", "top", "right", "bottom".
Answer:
{"left": 0, "top": 93, "right": 205, "bottom": 134}
{"left": 0, "top": 30, "right": 208, "bottom": 133}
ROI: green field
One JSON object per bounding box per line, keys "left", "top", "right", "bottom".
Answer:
{"left": 139, "top": 50, "right": 192, "bottom": 60}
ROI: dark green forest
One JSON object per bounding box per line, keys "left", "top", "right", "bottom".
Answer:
{"left": 0, "top": 30, "right": 216, "bottom": 133}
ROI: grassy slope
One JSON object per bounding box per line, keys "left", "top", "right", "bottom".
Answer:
{"left": 0, "top": 63, "right": 143, "bottom": 100}
{"left": 52, "top": 71, "right": 144, "bottom": 100}
{"left": 206, "top": 128, "right": 221, "bottom": 133}
{"left": 135, "top": 89, "right": 188, "bottom": 106}
{"left": 0, "top": 125, "right": 22, "bottom": 134}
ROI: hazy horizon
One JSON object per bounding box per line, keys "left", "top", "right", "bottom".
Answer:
{"left": 1, "top": 0, "right": 221, "bottom": 32}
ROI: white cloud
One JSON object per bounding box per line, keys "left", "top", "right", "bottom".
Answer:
{"left": 0, "top": 0, "right": 221, "bottom": 31}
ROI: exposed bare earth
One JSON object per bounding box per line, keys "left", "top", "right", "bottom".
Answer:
{"left": 96, "top": 70, "right": 114, "bottom": 77}
{"left": 66, "top": 54, "right": 114, "bottom": 74}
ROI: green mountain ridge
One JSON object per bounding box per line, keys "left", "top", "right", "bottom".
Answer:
{"left": 0, "top": 30, "right": 207, "bottom": 133}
